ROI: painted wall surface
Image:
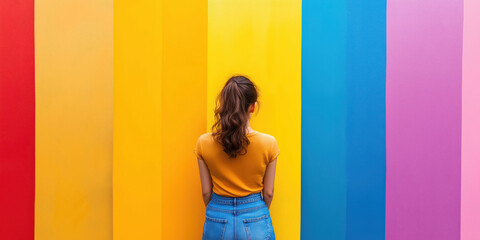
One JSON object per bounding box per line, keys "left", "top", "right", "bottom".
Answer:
{"left": 0, "top": 0, "right": 35, "bottom": 239}
{"left": 114, "top": 1, "right": 207, "bottom": 239}
{"left": 385, "top": 0, "right": 463, "bottom": 239}
{"left": 208, "top": 1, "right": 302, "bottom": 239}
{"left": 34, "top": 0, "right": 114, "bottom": 239}
{"left": 462, "top": 0, "right": 480, "bottom": 239}
{"left": 302, "top": 0, "right": 348, "bottom": 238}
{"left": 161, "top": 0, "right": 207, "bottom": 239}
{"left": 345, "top": 1, "right": 386, "bottom": 239}
{"left": 113, "top": 0, "right": 162, "bottom": 239}
{"left": 302, "top": 1, "right": 386, "bottom": 239}
{"left": 0, "top": 0, "right": 478, "bottom": 239}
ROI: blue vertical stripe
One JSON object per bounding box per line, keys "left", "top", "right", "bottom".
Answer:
{"left": 345, "top": 0, "right": 386, "bottom": 239}
{"left": 301, "top": 1, "right": 348, "bottom": 239}
{"left": 302, "top": 0, "right": 386, "bottom": 239}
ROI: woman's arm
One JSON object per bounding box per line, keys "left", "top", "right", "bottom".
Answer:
{"left": 197, "top": 158, "right": 213, "bottom": 206}
{"left": 262, "top": 159, "right": 277, "bottom": 209}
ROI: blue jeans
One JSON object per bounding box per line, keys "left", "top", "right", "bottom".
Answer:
{"left": 202, "top": 192, "right": 275, "bottom": 240}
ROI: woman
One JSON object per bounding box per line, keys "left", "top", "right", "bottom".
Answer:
{"left": 194, "top": 75, "right": 280, "bottom": 240}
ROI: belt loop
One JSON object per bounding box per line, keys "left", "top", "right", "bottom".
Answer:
{"left": 233, "top": 197, "right": 236, "bottom": 214}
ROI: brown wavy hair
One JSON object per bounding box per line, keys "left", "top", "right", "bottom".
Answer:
{"left": 211, "top": 75, "right": 259, "bottom": 158}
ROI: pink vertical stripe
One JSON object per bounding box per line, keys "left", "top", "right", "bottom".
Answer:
{"left": 461, "top": 0, "right": 480, "bottom": 239}
{"left": 386, "top": 0, "right": 463, "bottom": 240}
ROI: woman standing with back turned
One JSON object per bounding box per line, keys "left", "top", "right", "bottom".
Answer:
{"left": 194, "top": 75, "right": 280, "bottom": 240}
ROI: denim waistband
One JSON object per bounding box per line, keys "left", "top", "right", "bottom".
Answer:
{"left": 210, "top": 192, "right": 263, "bottom": 205}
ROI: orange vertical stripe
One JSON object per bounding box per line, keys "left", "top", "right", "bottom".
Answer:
{"left": 113, "top": 0, "right": 163, "bottom": 239}
{"left": 161, "top": 0, "right": 208, "bottom": 239}
{"left": 35, "top": 0, "right": 113, "bottom": 238}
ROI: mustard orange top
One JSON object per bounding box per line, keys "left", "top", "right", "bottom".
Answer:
{"left": 193, "top": 131, "right": 280, "bottom": 197}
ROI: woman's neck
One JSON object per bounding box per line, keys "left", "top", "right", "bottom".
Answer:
{"left": 246, "top": 123, "right": 255, "bottom": 134}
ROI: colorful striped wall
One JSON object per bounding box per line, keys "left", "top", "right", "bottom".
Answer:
{"left": 0, "top": 0, "right": 478, "bottom": 240}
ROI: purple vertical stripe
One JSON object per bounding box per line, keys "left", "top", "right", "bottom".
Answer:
{"left": 385, "top": 0, "right": 463, "bottom": 240}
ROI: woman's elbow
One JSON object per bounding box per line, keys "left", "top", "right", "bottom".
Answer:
{"left": 263, "top": 189, "right": 274, "bottom": 199}
{"left": 202, "top": 190, "right": 212, "bottom": 198}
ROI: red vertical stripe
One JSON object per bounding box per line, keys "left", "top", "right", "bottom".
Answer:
{"left": 0, "top": 0, "right": 35, "bottom": 239}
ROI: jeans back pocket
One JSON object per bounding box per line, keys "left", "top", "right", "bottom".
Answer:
{"left": 243, "top": 214, "right": 273, "bottom": 240}
{"left": 202, "top": 215, "right": 227, "bottom": 240}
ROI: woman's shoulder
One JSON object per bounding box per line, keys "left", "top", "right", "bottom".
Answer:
{"left": 198, "top": 132, "right": 211, "bottom": 138}
{"left": 253, "top": 131, "right": 277, "bottom": 143}
{"left": 197, "top": 132, "right": 214, "bottom": 143}
{"left": 199, "top": 132, "right": 212, "bottom": 137}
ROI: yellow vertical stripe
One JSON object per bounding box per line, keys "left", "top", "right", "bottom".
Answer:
{"left": 161, "top": 0, "right": 208, "bottom": 239}
{"left": 113, "top": 0, "right": 163, "bottom": 239}
{"left": 34, "top": 0, "right": 114, "bottom": 239}
{"left": 208, "top": 1, "right": 302, "bottom": 239}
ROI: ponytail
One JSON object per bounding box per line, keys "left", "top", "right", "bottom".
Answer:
{"left": 211, "top": 75, "right": 259, "bottom": 158}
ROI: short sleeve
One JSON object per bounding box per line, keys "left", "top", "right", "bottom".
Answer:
{"left": 268, "top": 138, "right": 280, "bottom": 163}
{"left": 193, "top": 135, "right": 204, "bottom": 160}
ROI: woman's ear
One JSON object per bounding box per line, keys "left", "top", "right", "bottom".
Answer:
{"left": 250, "top": 102, "right": 256, "bottom": 113}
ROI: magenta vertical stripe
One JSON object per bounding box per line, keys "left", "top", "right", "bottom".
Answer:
{"left": 461, "top": 0, "right": 480, "bottom": 239}
{"left": 385, "top": 0, "right": 463, "bottom": 240}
